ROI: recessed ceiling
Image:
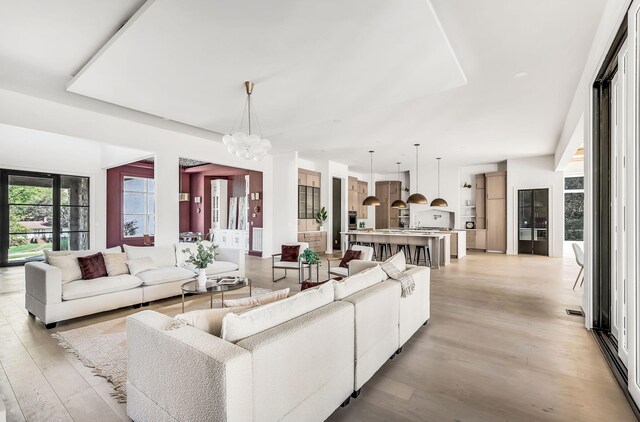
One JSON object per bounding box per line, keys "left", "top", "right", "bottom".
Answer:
{"left": 67, "top": 0, "right": 466, "bottom": 137}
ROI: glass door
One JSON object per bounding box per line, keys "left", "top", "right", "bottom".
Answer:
{"left": 518, "top": 189, "right": 549, "bottom": 256}
{"left": 518, "top": 190, "right": 533, "bottom": 254}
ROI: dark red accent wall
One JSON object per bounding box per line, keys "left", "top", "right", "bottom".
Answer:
{"left": 106, "top": 161, "right": 154, "bottom": 248}
{"left": 179, "top": 169, "right": 191, "bottom": 232}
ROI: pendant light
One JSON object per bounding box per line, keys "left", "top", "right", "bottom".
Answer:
{"left": 391, "top": 162, "right": 407, "bottom": 209}
{"left": 362, "top": 151, "right": 381, "bottom": 206}
{"left": 407, "top": 144, "right": 428, "bottom": 204}
{"left": 430, "top": 157, "right": 448, "bottom": 207}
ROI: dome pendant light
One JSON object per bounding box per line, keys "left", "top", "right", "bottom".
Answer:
{"left": 391, "top": 162, "right": 407, "bottom": 209}
{"left": 362, "top": 151, "right": 381, "bottom": 206}
{"left": 430, "top": 157, "right": 448, "bottom": 207}
{"left": 407, "top": 144, "right": 428, "bottom": 204}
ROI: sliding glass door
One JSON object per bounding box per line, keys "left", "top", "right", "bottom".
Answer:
{"left": 0, "top": 170, "right": 89, "bottom": 266}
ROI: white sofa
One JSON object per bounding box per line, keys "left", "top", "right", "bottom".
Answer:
{"left": 126, "top": 261, "right": 430, "bottom": 422}
{"left": 25, "top": 244, "right": 245, "bottom": 328}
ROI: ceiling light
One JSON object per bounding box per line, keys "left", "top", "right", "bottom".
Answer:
{"left": 514, "top": 72, "right": 528, "bottom": 78}
{"left": 430, "top": 158, "right": 448, "bottom": 207}
{"left": 362, "top": 151, "right": 381, "bottom": 206}
{"left": 407, "top": 144, "right": 427, "bottom": 204}
{"left": 222, "top": 81, "right": 272, "bottom": 160}
{"left": 391, "top": 162, "right": 407, "bottom": 209}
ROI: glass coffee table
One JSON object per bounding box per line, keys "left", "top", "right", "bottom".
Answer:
{"left": 180, "top": 276, "right": 252, "bottom": 312}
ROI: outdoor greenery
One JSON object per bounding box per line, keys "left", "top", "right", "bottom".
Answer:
{"left": 123, "top": 220, "right": 139, "bottom": 237}
{"left": 8, "top": 185, "right": 57, "bottom": 247}
{"left": 565, "top": 192, "right": 584, "bottom": 241}
{"left": 299, "top": 248, "right": 321, "bottom": 265}
{"left": 182, "top": 242, "right": 219, "bottom": 269}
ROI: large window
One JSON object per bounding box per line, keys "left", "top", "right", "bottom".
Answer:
{"left": 564, "top": 176, "right": 584, "bottom": 241}
{"left": 123, "top": 176, "right": 155, "bottom": 238}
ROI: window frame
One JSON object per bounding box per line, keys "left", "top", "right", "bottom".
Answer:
{"left": 122, "top": 175, "right": 155, "bottom": 238}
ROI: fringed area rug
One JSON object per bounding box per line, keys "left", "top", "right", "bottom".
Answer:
{"left": 51, "top": 286, "right": 272, "bottom": 403}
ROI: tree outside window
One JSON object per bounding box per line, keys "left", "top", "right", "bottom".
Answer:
{"left": 564, "top": 176, "right": 584, "bottom": 241}
{"left": 123, "top": 176, "right": 155, "bottom": 238}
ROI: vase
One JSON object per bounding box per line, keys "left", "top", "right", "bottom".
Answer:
{"left": 197, "top": 269, "right": 207, "bottom": 288}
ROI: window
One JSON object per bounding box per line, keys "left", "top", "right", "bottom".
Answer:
{"left": 564, "top": 176, "right": 584, "bottom": 241}
{"left": 123, "top": 176, "right": 155, "bottom": 237}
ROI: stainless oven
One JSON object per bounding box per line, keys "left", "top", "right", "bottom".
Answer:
{"left": 348, "top": 211, "right": 357, "bottom": 230}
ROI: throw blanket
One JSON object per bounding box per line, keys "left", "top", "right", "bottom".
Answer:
{"left": 380, "top": 261, "right": 415, "bottom": 297}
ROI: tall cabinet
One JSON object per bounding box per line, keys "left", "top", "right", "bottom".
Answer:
{"left": 375, "top": 181, "right": 401, "bottom": 229}
{"left": 485, "top": 171, "right": 507, "bottom": 253}
{"left": 297, "top": 168, "right": 326, "bottom": 253}
{"left": 348, "top": 176, "right": 368, "bottom": 219}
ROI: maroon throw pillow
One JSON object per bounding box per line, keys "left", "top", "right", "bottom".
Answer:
{"left": 301, "top": 280, "right": 330, "bottom": 291}
{"left": 77, "top": 253, "right": 108, "bottom": 280}
{"left": 281, "top": 245, "right": 300, "bottom": 262}
{"left": 339, "top": 249, "right": 361, "bottom": 268}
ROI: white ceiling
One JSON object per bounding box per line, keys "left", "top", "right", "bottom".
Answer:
{"left": 0, "top": 0, "right": 606, "bottom": 173}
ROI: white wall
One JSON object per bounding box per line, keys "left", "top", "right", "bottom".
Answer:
{"left": 0, "top": 123, "right": 106, "bottom": 249}
{"left": 506, "top": 155, "right": 564, "bottom": 257}
{"left": 408, "top": 163, "right": 461, "bottom": 228}
{"left": 0, "top": 88, "right": 276, "bottom": 255}
{"left": 271, "top": 152, "right": 298, "bottom": 251}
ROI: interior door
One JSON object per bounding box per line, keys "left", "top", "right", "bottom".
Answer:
{"left": 532, "top": 189, "right": 549, "bottom": 256}
{"left": 518, "top": 190, "right": 533, "bottom": 254}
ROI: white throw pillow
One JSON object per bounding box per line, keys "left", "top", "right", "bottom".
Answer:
{"left": 173, "top": 306, "right": 252, "bottom": 336}
{"left": 333, "top": 265, "right": 386, "bottom": 300}
{"left": 221, "top": 281, "right": 335, "bottom": 343}
{"left": 223, "top": 288, "right": 290, "bottom": 307}
{"left": 47, "top": 255, "right": 82, "bottom": 283}
{"left": 384, "top": 251, "right": 407, "bottom": 272}
{"left": 126, "top": 257, "right": 157, "bottom": 276}
{"left": 103, "top": 252, "right": 129, "bottom": 276}
{"left": 123, "top": 244, "right": 177, "bottom": 267}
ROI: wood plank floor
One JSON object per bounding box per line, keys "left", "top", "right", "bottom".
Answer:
{"left": 0, "top": 252, "right": 635, "bottom": 421}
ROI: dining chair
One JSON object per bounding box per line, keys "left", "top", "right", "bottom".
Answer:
{"left": 572, "top": 243, "right": 584, "bottom": 290}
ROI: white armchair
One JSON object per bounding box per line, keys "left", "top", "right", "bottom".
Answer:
{"left": 327, "top": 245, "right": 374, "bottom": 279}
{"left": 272, "top": 242, "right": 310, "bottom": 283}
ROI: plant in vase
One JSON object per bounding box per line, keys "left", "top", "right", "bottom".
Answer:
{"left": 315, "top": 206, "right": 328, "bottom": 230}
{"left": 299, "top": 248, "right": 321, "bottom": 266}
{"left": 182, "top": 242, "right": 218, "bottom": 288}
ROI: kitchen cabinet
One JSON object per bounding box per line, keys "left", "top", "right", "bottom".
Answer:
{"left": 357, "top": 181, "right": 368, "bottom": 219}
{"left": 349, "top": 177, "right": 358, "bottom": 192}
{"left": 298, "top": 169, "right": 322, "bottom": 224}
{"left": 485, "top": 171, "right": 506, "bottom": 253}
{"left": 466, "top": 229, "right": 486, "bottom": 251}
{"left": 375, "top": 181, "right": 401, "bottom": 229}
{"left": 297, "top": 231, "right": 327, "bottom": 253}
{"left": 475, "top": 174, "right": 486, "bottom": 229}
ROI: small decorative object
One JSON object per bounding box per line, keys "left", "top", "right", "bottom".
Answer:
{"left": 359, "top": 221, "right": 365, "bottom": 229}
{"left": 228, "top": 197, "right": 238, "bottom": 229}
{"left": 315, "top": 206, "right": 328, "bottom": 229}
{"left": 299, "top": 248, "right": 321, "bottom": 266}
{"left": 463, "top": 182, "right": 472, "bottom": 189}
{"left": 194, "top": 196, "right": 202, "bottom": 204}
{"left": 238, "top": 197, "right": 247, "bottom": 230}
{"left": 182, "top": 242, "right": 218, "bottom": 288}
{"left": 466, "top": 221, "right": 475, "bottom": 229}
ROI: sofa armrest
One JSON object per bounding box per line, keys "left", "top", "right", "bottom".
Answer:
{"left": 25, "top": 262, "right": 62, "bottom": 305}
{"left": 127, "top": 311, "right": 252, "bottom": 422}
{"left": 348, "top": 260, "right": 378, "bottom": 276}
{"left": 217, "top": 247, "right": 245, "bottom": 276}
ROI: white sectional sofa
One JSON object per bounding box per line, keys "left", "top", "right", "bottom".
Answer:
{"left": 25, "top": 244, "right": 245, "bottom": 328}
{"left": 126, "top": 260, "right": 430, "bottom": 422}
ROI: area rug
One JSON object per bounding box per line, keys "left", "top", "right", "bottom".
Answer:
{"left": 51, "top": 286, "right": 272, "bottom": 403}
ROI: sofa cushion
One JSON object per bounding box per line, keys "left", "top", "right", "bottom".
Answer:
{"left": 334, "top": 265, "right": 386, "bottom": 300}
{"left": 172, "top": 306, "right": 252, "bottom": 336}
{"left": 47, "top": 254, "right": 82, "bottom": 283}
{"left": 384, "top": 251, "right": 407, "bottom": 272}
{"left": 123, "top": 244, "right": 177, "bottom": 268}
{"left": 272, "top": 260, "right": 300, "bottom": 269}
{"left": 126, "top": 257, "right": 157, "bottom": 276}
{"left": 329, "top": 266, "right": 349, "bottom": 277}
{"left": 175, "top": 241, "right": 216, "bottom": 267}
{"left": 44, "top": 246, "right": 121, "bottom": 264}
{"left": 136, "top": 267, "right": 195, "bottom": 286}
{"left": 183, "top": 260, "right": 239, "bottom": 275}
{"left": 62, "top": 274, "right": 143, "bottom": 301}
{"left": 223, "top": 288, "right": 290, "bottom": 307}
{"left": 103, "top": 252, "right": 129, "bottom": 276}
{"left": 300, "top": 280, "right": 330, "bottom": 291}
{"left": 77, "top": 253, "right": 108, "bottom": 280}
{"left": 221, "top": 281, "right": 335, "bottom": 343}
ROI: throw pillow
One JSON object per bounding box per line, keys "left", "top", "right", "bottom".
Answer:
{"left": 103, "top": 252, "right": 129, "bottom": 276}
{"left": 47, "top": 254, "right": 82, "bottom": 283}
{"left": 300, "top": 280, "right": 329, "bottom": 291}
{"left": 223, "top": 288, "right": 290, "bottom": 307}
{"left": 281, "top": 245, "right": 300, "bottom": 262}
{"left": 169, "top": 306, "right": 252, "bottom": 336}
{"left": 126, "top": 257, "right": 157, "bottom": 276}
{"left": 77, "top": 253, "right": 108, "bottom": 280}
{"left": 384, "top": 251, "right": 407, "bottom": 272}
{"left": 339, "top": 249, "right": 361, "bottom": 268}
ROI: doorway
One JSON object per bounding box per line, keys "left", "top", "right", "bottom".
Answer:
{"left": 332, "top": 178, "right": 342, "bottom": 251}
{"left": 517, "top": 189, "right": 549, "bottom": 256}
{"left": 0, "top": 169, "right": 90, "bottom": 266}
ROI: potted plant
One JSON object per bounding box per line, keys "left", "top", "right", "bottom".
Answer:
{"left": 182, "top": 241, "right": 218, "bottom": 288}
{"left": 315, "top": 206, "right": 328, "bottom": 230}
{"left": 299, "top": 248, "right": 321, "bottom": 266}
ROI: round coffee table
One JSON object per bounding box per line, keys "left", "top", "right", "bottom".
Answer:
{"left": 180, "top": 276, "right": 252, "bottom": 312}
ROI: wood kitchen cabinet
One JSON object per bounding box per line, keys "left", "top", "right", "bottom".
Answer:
{"left": 375, "top": 181, "right": 401, "bottom": 229}
{"left": 467, "top": 230, "right": 487, "bottom": 250}
{"left": 485, "top": 171, "right": 506, "bottom": 253}
{"left": 357, "top": 181, "right": 368, "bottom": 219}
{"left": 297, "top": 231, "right": 327, "bottom": 253}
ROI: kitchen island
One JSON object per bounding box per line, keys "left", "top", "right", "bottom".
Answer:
{"left": 341, "top": 230, "right": 452, "bottom": 269}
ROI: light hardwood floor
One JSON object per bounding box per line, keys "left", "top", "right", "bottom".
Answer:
{"left": 0, "top": 252, "right": 635, "bottom": 421}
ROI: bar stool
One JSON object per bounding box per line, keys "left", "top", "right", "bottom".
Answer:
{"left": 396, "top": 244, "right": 412, "bottom": 263}
{"left": 376, "top": 236, "right": 392, "bottom": 261}
{"left": 347, "top": 233, "right": 358, "bottom": 249}
{"left": 357, "top": 234, "right": 377, "bottom": 261}
{"left": 414, "top": 245, "right": 432, "bottom": 267}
